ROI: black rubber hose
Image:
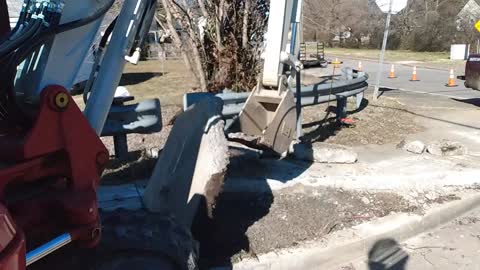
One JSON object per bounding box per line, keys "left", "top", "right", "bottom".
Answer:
{"left": 0, "top": 0, "right": 116, "bottom": 112}
{"left": 7, "top": 0, "right": 116, "bottom": 67}
{"left": 0, "top": 19, "right": 42, "bottom": 57}
{"left": 99, "top": 16, "right": 117, "bottom": 49}
{"left": 54, "top": 0, "right": 115, "bottom": 34}
{"left": 14, "top": 0, "right": 31, "bottom": 30}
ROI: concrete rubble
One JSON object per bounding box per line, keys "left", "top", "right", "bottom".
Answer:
{"left": 427, "top": 140, "right": 468, "bottom": 156}
{"left": 143, "top": 97, "right": 229, "bottom": 227}
{"left": 398, "top": 140, "right": 426, "bottom": 154}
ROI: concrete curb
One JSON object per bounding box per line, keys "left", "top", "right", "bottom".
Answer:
{"left": 230, "top": 192, "right": 480, "bottom": 270}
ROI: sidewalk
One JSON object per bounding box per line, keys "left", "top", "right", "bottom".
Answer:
{"left": 219, "top": 89, "right": 480, "bottom": 269}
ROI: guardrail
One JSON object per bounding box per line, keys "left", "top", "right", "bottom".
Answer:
{"left": 184, "top": 68, "right": 369, "bottom": 123}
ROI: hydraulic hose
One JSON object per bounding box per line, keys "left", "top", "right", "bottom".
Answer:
{"left": 99, "top": 17, "right": 117, "bottom": 49}
{"left": 54, "top": 0, "right": 115, "bottom": 34}
{"left": 0, "top": 19, "right": 42, "bottom": 58}
{"left": 0, "top": 0, "right": 116, "bottom": 123}
{"left": 6, "top": 0, "right": 116, "bottom": 68}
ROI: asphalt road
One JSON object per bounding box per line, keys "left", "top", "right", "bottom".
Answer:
{"left": 336, "top": 206, "right": 480, "bottom": 270}
{"left": 339, "top": 58, "right": 480, "bottom": 100}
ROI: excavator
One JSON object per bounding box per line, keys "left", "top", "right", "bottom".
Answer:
{"left": 0, "top": 0, "right": 302, "bottom": 269}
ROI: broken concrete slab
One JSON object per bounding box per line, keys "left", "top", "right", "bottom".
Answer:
{"left": 398, "top": 140, "right": 426, "bottom": 154}
{"left": 143, "top": 97, "right": 229, "bottom": 227}
{"left": 291, "top": 143, "right": 358, "bottom": 164}
{"left": 188, "top": 117, "right": 229, "bottom": 220}
{"left": 427, "top": 140, "right": 467, "bottom": 156}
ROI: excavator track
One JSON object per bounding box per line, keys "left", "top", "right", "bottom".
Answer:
{"left": 96, "top": 209, "right": 199, "bottom": 270}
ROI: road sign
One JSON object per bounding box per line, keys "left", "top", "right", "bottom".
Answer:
{"left": 375, "top": 0, "right": 408, "bottom": 14}
{"left": 475, "top": 20, "right": 480, "bottom": 32}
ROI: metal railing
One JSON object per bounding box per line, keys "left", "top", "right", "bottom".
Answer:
{"left": 184, "top": 68, "right": 369, "bottom": 121}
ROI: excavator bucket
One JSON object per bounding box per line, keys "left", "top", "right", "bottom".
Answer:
{"left": 238, "top": 87, "right": 297, "bottom": 155}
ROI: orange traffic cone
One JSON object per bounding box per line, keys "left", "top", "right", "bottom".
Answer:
{"left": 409, "top": 65, "right": 420, "bottom": 81}
{"left": 446, "top": 68, "right": 458, "bottom": 87}
{"left": 358, "top": 61, "right": 363, "bottom": 71}
{"left": 388, "top": 64, "right": 397, "bottom": 79}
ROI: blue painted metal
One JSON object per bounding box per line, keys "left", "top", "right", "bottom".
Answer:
{"left": 26, "top": 233, "right": 72, "bottom": 266}
{"left": 101, "top": 99, "right": 162, "bottom": 137}
{"left": 184, "top": 73, "right": 369, "bottom": 121}
{"left": 101, "top": 98, "right": 162, "bottom": 159}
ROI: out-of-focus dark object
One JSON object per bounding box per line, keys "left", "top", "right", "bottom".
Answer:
{"left": 0, "top": 0, "right": 9, "bottom": 37}
{"left": 460, "top": 54, "right": 480, "bottom": 90}
{"left": 368, "top": 238, "right": 409, "bottom": 270}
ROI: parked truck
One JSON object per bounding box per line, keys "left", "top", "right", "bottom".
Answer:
{"left": 460, "top": 54, "right": 480, "bottom": 90}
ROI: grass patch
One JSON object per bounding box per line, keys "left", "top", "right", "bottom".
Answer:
{"left": 73, "top": 59, "right": 197, "bottom": 109}
{"left": 324, "top": 48, "right": 451, "bottom": 62}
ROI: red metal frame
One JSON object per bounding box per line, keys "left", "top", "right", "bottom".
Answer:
{"left": 0, "top": 85, "right": 109, "bottom": 269}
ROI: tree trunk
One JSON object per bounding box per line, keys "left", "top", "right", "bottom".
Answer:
{"left": 215, "top": 0, "right": 224, "bottom": 50}
{"left": 161, "top": 0, "right": 199, "bottom": 84}
{"left": 187, "top": 33, "right": 208, "bottom": 91}
{"left": 197, "top": 0, "right": 209, "bottom": 18}
{"left": 179, "top": 0, "right": 208, "bottom": 90}
{"left": 242, "top": 0, "right": 251, "bottom": 48}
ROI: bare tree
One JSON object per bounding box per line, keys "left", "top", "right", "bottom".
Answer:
{"left": 158, "top": 0, "right": 268, "bottom": 92}
{"left": 304, "top": 0, "right": 477, "bottom": 52}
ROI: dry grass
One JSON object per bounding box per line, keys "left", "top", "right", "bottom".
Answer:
{"left": 322, "top": 47, "right": 466, "bottom": 70}
{"left": 73, "top": 59, "right": 198, "bottom": 109}
{"left": 324, "top": 48, "right": 449, "bottom": 62}
{"left": 119, "top": 59, "right": 198, "bottom": 106}
{"left": 301, "top": 97, "right": 424, "bottom": 146}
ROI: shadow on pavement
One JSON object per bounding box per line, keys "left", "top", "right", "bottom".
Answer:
{"left": 368, "top": 238, "right": 409, "bottom": 270}
{"left": 452, "top": 98, "right": 480, "bottom": 107}
{"left": 120, "top": 72, "right": 164, "bottom": 86}
{"left": 378, "top": 87, "right": 397, "bottom": 99}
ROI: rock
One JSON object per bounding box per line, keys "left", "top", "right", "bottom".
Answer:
{"left": 427, "top": 140, "right": 467, "bottom": 156}
{"left": 361, "top": 197, "right": 371, "bottom": 205}
{"left": 292, "top": 143, "right": 358, "bottom": 164}
{"left": 406, "top": 141, "right": 426, "bottom": 154}
{"left": 400, "top": 140, "right": 426, "bottom": 154}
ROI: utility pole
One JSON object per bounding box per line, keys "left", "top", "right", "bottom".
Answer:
{"left": 373, "top": 0, "right": 393, "bottom": 101}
